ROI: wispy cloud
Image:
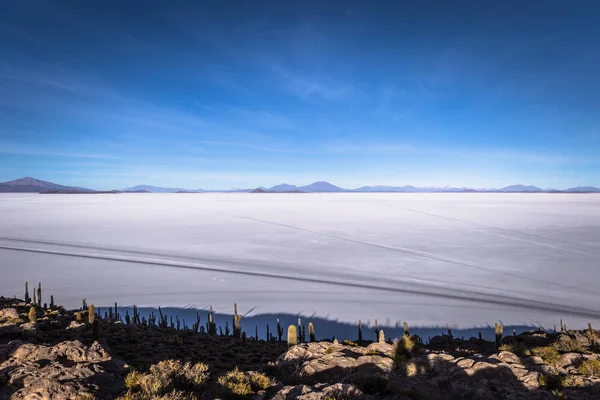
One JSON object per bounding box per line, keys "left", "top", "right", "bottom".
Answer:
{"left": 273, "top": 64, "right": 355, "bottom": 100}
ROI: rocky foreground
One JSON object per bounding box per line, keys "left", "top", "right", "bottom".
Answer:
{"left": 1, "top": 296, "right": 600, "bottom": 399}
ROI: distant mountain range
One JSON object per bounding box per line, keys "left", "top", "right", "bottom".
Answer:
{"left": 2, "top": 177, "right": 600, "bottom": 194}
{"left": 0, "top": 177, "right": 94, "bottom": 193}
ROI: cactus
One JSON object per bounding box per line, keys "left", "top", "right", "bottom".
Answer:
{"left": 50, "top": 295, "right": 55, "bottom": 309}
{"left": 82, "top": 298, "right": 87, "bottom": 311}
{"left": 358, "top": 320, "right": 363, "bottom": 343}
{"left": 88, "top": 305, "right": 95, "bottom": 324}
{"left": 494, "top": 322, "right": 504, "bottom": 349}
{"left": 446, "top": 323, "right": 453, "bottom": 342}
{"left": 75, "top": 311, "right": 82, "bottom": 322}
{"left": 28, "top": 306, "right": 36, "bottom": 323}
{"left": 114, "top": 302, "right": 119, "bottom": 321}
{"left": 125, "top": 310, "right": 131, "bottom": 325}
{"left": 277, "top": 318, "right": 283, "bottom": 342}
{"left": 232, "top": 303, "right": 242, "bottom": 338}
{"left": 33, "top": 291, "right": 37, "bottom": 307}
{"left": 25, "top": 282, "right": 30, "bottom": 304}
{"left": 589, "top": 322, "right": 595, "bottom": 346}
{"left": 37, "top": 282, "right": 41, "bottom": 307}
{"left": 560, "top": 319, "right": 564, "bottom": 332}
{"left": 297, "top": 318, "right": 302, "bottom": 343}
{"left": 478, "top": 332, "right": 482, "bottom": 341}
{"left": 92, "top": 319, "right": 100, "bottom": 341}
{"left": 241, "top": 331, "right": 246, "bottom": 344}
{"left": 403, "top": 322, "right": 410, "bottom": 336}
{"left": 287, "top": 325, "right": 297, "bottom": 348}
{"left": 378, "top": 329, "right": 385, "bottom": 343}
{"left": 308, "top": 322, "right": 315, "bottom": 342}
{"left": 266, "top": 324, "right": 270, "bottom": 341}
{"left": 374, "top": 319, "right": 379, "bottom": 342}
{"left": 225, "top": 321, "right": 230, "bottom": 336}
{"left": 208, "top": 305, "right": 217, "bottom": 335}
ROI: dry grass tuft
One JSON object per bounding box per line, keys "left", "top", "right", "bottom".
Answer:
{"left": 579, "top": 358, "right": 600, "bottom": 377}
{"left": 532, "top": 346, "right": 561, "bottom": 365}
{"left": 217, "top": 367, "right": 272, "bottom": 399}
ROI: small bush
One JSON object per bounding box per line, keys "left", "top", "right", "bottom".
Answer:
{"left": 248, "top": 371, "right": 272, "bottom": 391}
{"left": 532, "top": 346, "right": 561, "bottom": 365}
{"left": 579, "top": 358, "right": 600, "bottom": 377}
{"left": 538, "top": 373, "right": 564, "bottom": 390}
{"left": 124, "top": 370, "right": 143, "bottom": 392}
{"left": 326, "top": 346, "right": 335, "bottom": 354}
{"left": 499, "top": 342, "right": 531, "bottom": 357}
{"left": 559, "top": 337, "right": 584, "bottom": 353}
{"left": 120, "top": 360, "right": 209, "bottom": 399}
{"left": 218, "top": 367, "right": 271, "bottom": 399}
{"left": 342, "top": 340, "right": 358, "bottom": 347}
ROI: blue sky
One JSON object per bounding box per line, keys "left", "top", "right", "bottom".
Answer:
{"left": 1, "top": 0, "right": 599, "bottom": 190}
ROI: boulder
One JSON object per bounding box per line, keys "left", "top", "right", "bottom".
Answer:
{"left": 0, "top": 340, "right": 125, "bottom": 399}
{"left": 490, "top": 351, "right": 521, "bottom": 364}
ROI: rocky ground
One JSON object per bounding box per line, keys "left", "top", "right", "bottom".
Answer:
{"left": 1, "top": 295, "right": 600, "bottom": 399}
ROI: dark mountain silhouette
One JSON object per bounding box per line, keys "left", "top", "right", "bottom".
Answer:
{"left": 498, "top": 184, "right": 544, "bottom": 192}
{"left": 0, "top": 177, "right": 93, "bottom": 193}
{"left": 565, "top": 186, "right": 600, "bottom": 193}
{"left": 2, "top": 177, "right": 599, "bottom": 194}
{"left": 298, "top": 181, "right": 345, "bottom": 192}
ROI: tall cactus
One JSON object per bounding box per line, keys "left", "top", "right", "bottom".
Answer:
{"left": 378, "top": 329, "right": 385, "bottom": 343}
{"left": 92, "top": 319, "right": 100, "bottom": 341}
{"left": 234, "top": 304, "right": 242, "bottom": 339}
{"left": 25, "top": 282, "right": 30, "bottom": 304}
{"left": 589, "top": 322, "right": 595, "bottom": 346}
{"left": 358, "top": 320, "right": 363, "bottom": 343}
{"left": 89, "top": 305, "right": 95, "bottom": 325}
{"left": 37, "top": 282, "right": 42, "bottom": 307}
{"left": 28, "top": 306, "right": 36, "bottom": 323}
{"left": 277, "top": 318, "right": 283, "bottom": 342}
{"left": 403, "top": 322, "right": 410, "bottom": 336}
{"left": 374, "top": 319, "right": 379, "bottom": 342}
{"left": 494, "top": 322, "right": 504, "bottom": 349}
{"left": 297, "top": 318, "right": 302, "bottom": 343}
{"left": 266, "top": 324, "right": 270, "bottom": 341}
{"left": 308, "top": 322, "right": 315, "bottom": 342}
{"left": 287, "top": 325, "right": 297, "bottom": 348}
{"left": 32, "top": 291, "right": 37, "bottom": 308}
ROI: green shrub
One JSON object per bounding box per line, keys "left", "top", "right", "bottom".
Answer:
{"left": 218, "top": 368, "right": 272, "bottom": 399}
{"left": 326, "top": 346, "right": 335, "bottom": 354}
{"left": 121, "top": 360, "right": 209, "bottom": 399}
{"left": 342, "top": 340, "right": 358, "bottom": 347}
{"left": 394, "top": 335, "right": 419, "bottom": 374}
{"left": 532, "top": 346, "right": 561, "bottom": 365}
{"left": 538, "top": 373, "right": 564, "bottom": 390}
{"left": 579, "top": 358, "right": 600, "bottom": 377}
{"left": 124, "top": 370, "right": 143, "bottom": 392}
{"left": 559, "top": 337, "right": 584, "bottom": 353}
{"left": 499, "top": 342, "right": 531, "bottom": 357}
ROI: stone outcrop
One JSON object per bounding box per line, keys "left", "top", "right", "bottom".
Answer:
{"left": 273, "top": 341, "right": 600, "bottom": 400}
{"left": 0, "top": 340, "right": 125, "bottom": 399}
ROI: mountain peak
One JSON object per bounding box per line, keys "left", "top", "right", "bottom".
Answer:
{"left": 0, "top": 177, "right": 93, "bottom": 193}
{"left": 298, "top": 181, "right": 344, "bottom": 192}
